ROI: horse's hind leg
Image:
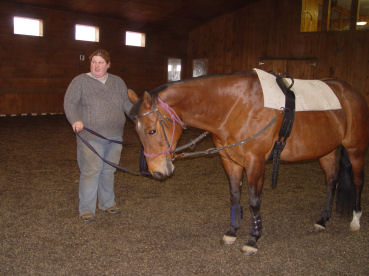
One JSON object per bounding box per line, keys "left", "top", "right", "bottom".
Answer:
{"left": 318, "top": 146, "right": 366, "bottom": 232}
{"left": 221, "top": 157, "right": 244, "bottom": 245}
{"left": 345, "top": 148, "right": 366, "bottom": 231}
{"left": 314, "top": 149, "right": 339, "bottom": 231}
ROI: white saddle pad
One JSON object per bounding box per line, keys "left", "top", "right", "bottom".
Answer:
{"left": 254, "top": 68, "right": 342, "bottom": 111}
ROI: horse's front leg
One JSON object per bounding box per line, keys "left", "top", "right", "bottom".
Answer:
{"left": 242, "top": 156, "right": 266, "bottom": 255}
{"left": 220, "top": 156, "right": 245, "bottom": 245}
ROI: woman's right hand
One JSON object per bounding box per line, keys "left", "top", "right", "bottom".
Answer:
{"left": 72, "top": 121, "right": 84, "bottom": 132}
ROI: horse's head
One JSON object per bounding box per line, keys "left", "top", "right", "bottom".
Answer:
{"left": 128, "top": 89, "right": 184, "bottom": 180}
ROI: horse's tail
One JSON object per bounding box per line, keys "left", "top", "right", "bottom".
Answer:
{"left": 336, "top": 146, "right": 355, "bottom": 215}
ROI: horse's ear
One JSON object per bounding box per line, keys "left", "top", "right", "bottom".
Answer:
{"left": 128, "top": 89, "right": 139, "bottom": 104}
{"left": 143, "top": 91, "right": 153, "bottom": 108}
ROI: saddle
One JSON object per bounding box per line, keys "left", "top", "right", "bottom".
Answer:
{"left": 268, "top": 73, "right": 296, "bottom": 188}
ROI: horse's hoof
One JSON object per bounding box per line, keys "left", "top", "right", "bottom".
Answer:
{"left": 350, "top": 224, "right": 360, "bottom": 231}
{"left": 222, "top": 234, "right": 237, "bottom": 245}
{"left": 350, "top": 211, "right": 361, "bottom": 231}
{"left": 241, "top": 245, "right": 258, "bottom": 256}
{"left": 314, "top": 223, "right": 326, "bottom": 232}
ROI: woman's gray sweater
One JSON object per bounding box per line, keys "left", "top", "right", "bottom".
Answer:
{"left": 64, "top": 73, "right": 133, "bottom": 139}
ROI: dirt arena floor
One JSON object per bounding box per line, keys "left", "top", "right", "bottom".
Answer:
{"left": 1, "top": 115, "right": 368, "bottom": 275}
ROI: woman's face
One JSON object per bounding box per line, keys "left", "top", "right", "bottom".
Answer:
{"left": 90, "top": 55, "right": 110, "bottom": 78}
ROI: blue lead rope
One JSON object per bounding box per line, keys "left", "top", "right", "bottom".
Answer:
{"left": 75, "top": 128, "right": 151, "bottom": 177}
{"left": 83, "top": 127, "right": 135, "bottom": 145}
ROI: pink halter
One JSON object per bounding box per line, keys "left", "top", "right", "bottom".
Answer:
{"left": 143, "top": 97, "right": 184, "bottom": 158}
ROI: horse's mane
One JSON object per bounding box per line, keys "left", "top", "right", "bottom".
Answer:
{"left": 149, "top": 70, "right": 253, "bottom": 95}
{"left": 129, "top": 70, "right": 254, "bottom": 118}
{"left": 129, "top": 82, "right": 180, "bottom": 118}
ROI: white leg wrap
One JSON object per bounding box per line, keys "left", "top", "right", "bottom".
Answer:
{"left": 350, "top": 210, "right": 362, "bottom": 231}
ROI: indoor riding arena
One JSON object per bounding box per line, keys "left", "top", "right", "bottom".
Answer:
{"left": 1, "top": 0, "right": 369, "bottom": 275}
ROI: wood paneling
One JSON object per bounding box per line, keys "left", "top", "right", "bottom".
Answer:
{"left": 0, "top": 1, "right": 187, "bottom": 114}
{"left": 259, "top": 58, "right": 317, "bottom": 79}
{"left": 3, "top": 0, "right": 252, "bottom": 35}
{"left": 2, "top": 0, "right": 368, "bottom": 114}
{"left": 188, "top": 0, "right": 369, "bottom": 106}
{"left": 0, "top": 93, "right": 64, "bottom": 114}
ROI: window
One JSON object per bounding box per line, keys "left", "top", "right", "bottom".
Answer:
{"left": 357, "top": 0, "right": 369, "bottom": 30}
{"left": 329, "top": 0, "right": 352, "bottom": 31}
{"left": 75, "top": 24, "right": 99, "bottom": 42}
{"left": 168, "top": 58, "right": 182, "bottom": 81}
{"left": 301, "top": 0, "right": 324, "bottom": 32}
{"left": 125, "top": 31, "right": 146, "bottom": 47}
{"left": 192, "top": 59, "right": 208, "bottom": 77}
{"left": 301, "top": 0, "right": 369, "bottom": 32}
{"left": 13, "top": 16, "right": 43, "bottom": 36}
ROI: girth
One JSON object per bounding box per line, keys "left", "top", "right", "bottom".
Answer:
{"left": 268, "top": 73, "right": 296, "bottom": 188}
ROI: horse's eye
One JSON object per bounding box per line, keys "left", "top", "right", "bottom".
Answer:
{"left": 148, "top": 129, "right": 156, "bottom": 135}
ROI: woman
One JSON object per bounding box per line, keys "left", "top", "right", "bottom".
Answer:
{"left": 64, "top": 49, "right": 133, "bottom": 222}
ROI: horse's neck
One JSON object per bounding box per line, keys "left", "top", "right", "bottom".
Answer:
{"left": 162, "top": 86, "right": 225, "bottom": 133}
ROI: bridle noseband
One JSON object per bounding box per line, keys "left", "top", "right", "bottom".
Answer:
{"left": 136, "top": 97, "right": 185, "bottom": 158}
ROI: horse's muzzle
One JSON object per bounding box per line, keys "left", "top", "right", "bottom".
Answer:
{"left": 152, "top": 171, "right": 167, "bottom": 180}
{"left": 152, "top": 160, "right": 174, "bottom": 180}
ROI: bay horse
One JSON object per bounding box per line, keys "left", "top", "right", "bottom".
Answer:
{"left": 127, "top": 69, "right": 369, "bottom": 255}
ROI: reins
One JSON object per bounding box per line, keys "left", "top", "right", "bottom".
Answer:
{"left": 136, "top": 97, "right": 279, "bottom": 161}
{"left": 174, "top": 131, "right": 210, "bottom": 152}
{"left": 173, "top": 116, "right": 278, "bottom": 160}
{"left": 82, "top": 127, "right": 134, "bottom": 145}
{"left": 75, "top": 127, "right": 151, "bottom": 176}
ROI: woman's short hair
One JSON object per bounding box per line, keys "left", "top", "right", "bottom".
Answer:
{"left": 89, "top": 49, "right": 111, "bottom": 64}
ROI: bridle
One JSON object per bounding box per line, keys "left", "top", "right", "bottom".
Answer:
{"left": 135, "top": 97, "right": 185, "bottom": 158}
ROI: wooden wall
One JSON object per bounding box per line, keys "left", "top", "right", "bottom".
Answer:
{"left": 188, "top": 0, "right": 369, "bottom": 105}
{"left": 1, "top": 0, "right": 368, "bottom": 114}
{"left": 0, "top": 1, "right": 187, "bottom": 114}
